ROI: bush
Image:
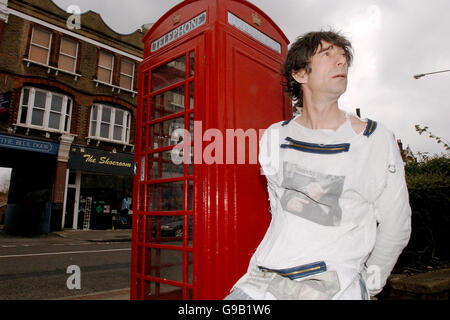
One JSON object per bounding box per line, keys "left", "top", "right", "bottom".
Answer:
{"left": 405, "top": 157, "right": 450, "bottom": 189}
{"left": 399, "top": 156, "right": 450, "bottom": 267}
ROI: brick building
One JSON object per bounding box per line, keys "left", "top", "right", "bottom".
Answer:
{"left": 0, "top": 0, "right": 145, "bottom": 233}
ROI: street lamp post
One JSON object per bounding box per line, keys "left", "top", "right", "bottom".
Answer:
{"left": 413, "top": 69, "right": 450, "bottom": 79}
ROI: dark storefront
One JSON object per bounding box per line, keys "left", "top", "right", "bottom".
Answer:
{"left": 0, "top": 134, "right": 59, "bottom": 234}
{"left": 67, "top": 145, "right": 134, "bottom": 230}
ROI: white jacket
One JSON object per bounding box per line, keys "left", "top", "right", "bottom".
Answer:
{"left": 235, "top": 113, "right": 411, "bottom": 299}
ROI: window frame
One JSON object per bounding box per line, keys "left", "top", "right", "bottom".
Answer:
{"left": 119, "top": 58, "right": 135, "bottom": 91}
{"left": 29, "top": 26, "right": 52, "bottom": 66}
{"left": 58, "top": 36, "right": 79, "bottom": 74}
{"left": 97, "top": 50, "right": 115, "bottom": 84}
{"left": 89, "top": 103, "right": 131, "bottom": 144}
{"left": 16, "top": 87, "right": 72, "bottom": 133}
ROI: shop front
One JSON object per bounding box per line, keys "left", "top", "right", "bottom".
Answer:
{"left": 0, "top": 134, "right": 59, "bottom": 234}
{"left": 66, "top": 145, "right": 134, "bottom": 230}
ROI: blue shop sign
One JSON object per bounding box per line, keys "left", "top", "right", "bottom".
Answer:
{"left": 0, "top": 134, "right": 59, "bottom": 155}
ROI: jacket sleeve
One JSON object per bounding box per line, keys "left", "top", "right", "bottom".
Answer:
{"left": 258, "top": 125, "right": 282, "bottom": 186}
{"left": 365, "top": 133, "right": 412, "bottom": 296}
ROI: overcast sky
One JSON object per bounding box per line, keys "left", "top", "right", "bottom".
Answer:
{"left": 2, "top": 0, "right": 450, "bottom": 181}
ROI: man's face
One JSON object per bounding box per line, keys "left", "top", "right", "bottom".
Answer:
{"left": 294, "top": 40, "right": 349, "bottom": 99}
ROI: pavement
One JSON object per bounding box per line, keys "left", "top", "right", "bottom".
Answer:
{"left": 52, "top": 228, "right": 132, "bottom": 243}
{"left": 1, "top": 226, "right": 449, "bottom": 300}
{"left": 0, "top": 226, "right": 132, "bottom": 300}
{"left": 53, "top": 228, "right": 132, "bottom": 300}
{"left": 54, "top": 288, "right": 131, "bottom": 300}
{"left": 384, "top": 268, "right": 450, "bottom": 300}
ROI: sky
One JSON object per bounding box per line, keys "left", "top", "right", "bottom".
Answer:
{"left": 2, "top": 0, "right": 450, "bottom": 182}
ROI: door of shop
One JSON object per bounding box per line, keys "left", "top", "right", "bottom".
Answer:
{"left": 63, "top": 188, "right": 75, "bottom": 228}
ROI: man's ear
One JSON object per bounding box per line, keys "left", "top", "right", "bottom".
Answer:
{"left": 292, "top": 69, "right": 308, "bottom": 84}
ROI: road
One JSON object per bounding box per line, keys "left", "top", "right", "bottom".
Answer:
{"left": 0, "top": 235, "right": 131, "bottom": 300}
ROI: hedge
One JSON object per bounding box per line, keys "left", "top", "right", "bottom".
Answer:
{"left": 396, "top": 157, "right": 450, "bottom": 268}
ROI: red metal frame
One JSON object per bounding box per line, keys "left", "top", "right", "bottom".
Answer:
{"left": 132, "top": 0, "right": 290, "bottom": 300}
{"left": 132, "top": 35, "right": 201, "bottom": 300}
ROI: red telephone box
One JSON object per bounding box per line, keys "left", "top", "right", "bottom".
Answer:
{"left": 132, "top": 0, "right": 290, "bottom": 300}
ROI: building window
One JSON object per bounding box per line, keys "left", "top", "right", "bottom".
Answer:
{"left": 120, "top": 59, "right": 135, "bottom": 91}
{"left": 97, "top": 51, "right": 114, "bottom": 84}
{"left": 58, "top": 37, "right": 78, "bottom": 73}
{"left": 18, "top": 87, "right": 72, "bottom": 133}
{"left": 29, "top": 26, "right": 52, "bottom": 65}
{"left": 89, "top": 104, "right": 131, "bottom": 143}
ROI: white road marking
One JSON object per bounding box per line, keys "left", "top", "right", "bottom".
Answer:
{"left": 0, "top": 248, "right": 131, "bottom": 258}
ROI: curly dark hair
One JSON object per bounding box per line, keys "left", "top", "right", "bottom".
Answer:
{"left": 282, "top": 30, "right": 353, "bottom": 110}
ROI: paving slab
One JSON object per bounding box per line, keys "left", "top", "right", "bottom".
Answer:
{"left": 55, "top": 288, "right": 130, "bottom": 300}
{"left": 388, "top": 268, "right": 450, "bottom": 294}
{"left": 52, "top": 229, "right": 132, "bottom": 242}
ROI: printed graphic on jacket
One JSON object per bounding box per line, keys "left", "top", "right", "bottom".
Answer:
{"left": 280, "top": 162, "right": 345, "bottom": 226}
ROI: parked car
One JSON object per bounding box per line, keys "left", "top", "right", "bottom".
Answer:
{"left": 160, "top": 218, "right": 184, "bottom": 237}
{"left": 151, "top": 216, "right": 192, "bottom": 239}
